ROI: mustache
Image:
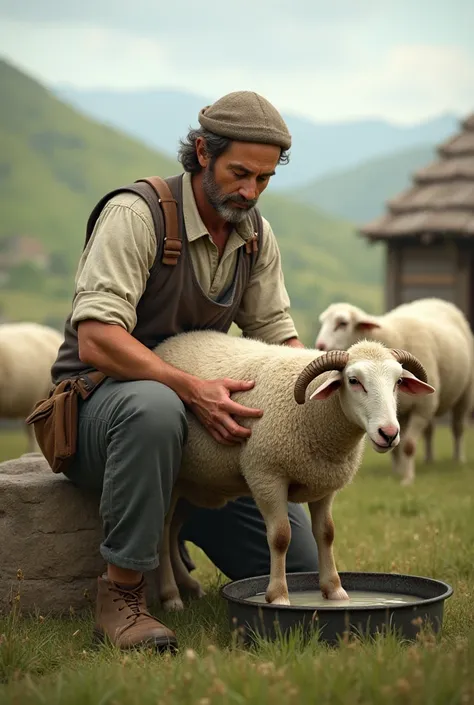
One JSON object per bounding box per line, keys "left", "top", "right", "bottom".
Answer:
{"left": 224, "top": 194, "right": 258, "bottom": 208}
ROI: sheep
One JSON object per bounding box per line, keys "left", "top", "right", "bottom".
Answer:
{"left": 315, "top": 298, "right": 474, "bottom": 484}
{"left": 152, "top": 330, "right": 434, "bottom": 610}
{"left": 0, "top": 322, "right": 63, "bottom": 453}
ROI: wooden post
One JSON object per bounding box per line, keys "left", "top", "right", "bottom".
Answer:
{"left": 385, "top": 243, "right": 399, "bottom": 311}
{"left": 456, "top": 240, "right": 471, "bottom": 319}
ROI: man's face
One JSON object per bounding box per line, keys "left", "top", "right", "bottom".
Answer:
{"left": 200, "top": 141, "right": 280, "bottom": 224}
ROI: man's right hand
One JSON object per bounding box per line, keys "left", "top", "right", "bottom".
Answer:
{"left": 188, "top": 378, "right": 264, "bottom": 446}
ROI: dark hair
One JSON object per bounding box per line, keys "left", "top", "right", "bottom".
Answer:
{"left": 177, "top": 126, "right": 290, "bottom": 174}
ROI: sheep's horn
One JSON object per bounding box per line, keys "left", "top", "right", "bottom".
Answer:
{"left": 391, "top": 349, "right": 428, "bottom": 382}
{"left": 294, "top": 350, "right": 349, "bottom": 404}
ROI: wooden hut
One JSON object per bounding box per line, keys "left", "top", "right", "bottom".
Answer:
{"left": 359, "top": 112, "right": 474, "bottom": 328}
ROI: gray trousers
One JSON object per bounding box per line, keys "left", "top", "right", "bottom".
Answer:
{"left": 64, "top": 378, "right": 319, "bottom": 579}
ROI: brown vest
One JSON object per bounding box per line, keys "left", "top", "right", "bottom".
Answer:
{"left": 51, "top": 174, "right": 263, "bottom": 384}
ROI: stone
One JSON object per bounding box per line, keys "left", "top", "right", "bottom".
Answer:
{"left": 0, "top": 454, "right": 161, "bottom": 615}
{"left": 0, "top": 453, "right": 105, "bottom": 614}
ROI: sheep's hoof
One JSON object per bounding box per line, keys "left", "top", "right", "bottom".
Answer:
{"left": 179, "top": 580, "right": 206, "bottom": 600}
{"left": 325, "top": 586, "right": 349, "bottom": 601}
{"left": 193, "top": 584, "right": 207, "bottom": 600}
{"left": 161, "top": 596, "right": 185, "bottom": 612}
{"left": 400, "top": 476, "right": 414, "bottom": 487}
{"left": 267, "top": 595, "right": 291, "bottom": 606}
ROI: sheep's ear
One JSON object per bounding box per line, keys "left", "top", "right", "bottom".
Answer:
{"left": 398, "top": 370, "right": 436, "bottom": 396}
{"left": 309, "top": 371, "right": 343, "bottom": 400}
{"left": 355, "top": 317, "right": 380, "bottom": 332}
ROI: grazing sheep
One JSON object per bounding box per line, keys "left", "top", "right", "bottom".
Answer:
{"left": 315, "top": 298, "right": 474, "bottom": 484}
{"left": 153, "top": 330, "right": 434, "bottom": 610}
{"left": 0, "top": 322, "right": 63, "bottom": 452}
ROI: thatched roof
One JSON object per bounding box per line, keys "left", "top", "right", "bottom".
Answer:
{"left": 360, "top": 112, "right": 474, "bottom": 241}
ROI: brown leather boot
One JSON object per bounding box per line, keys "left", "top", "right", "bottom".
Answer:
{"left": 93, "top": 575, "right": 178, "bottom": 652}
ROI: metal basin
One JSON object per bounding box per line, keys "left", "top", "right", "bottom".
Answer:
{"left": 220, "top": 571, "right": 453, "bottom": 645}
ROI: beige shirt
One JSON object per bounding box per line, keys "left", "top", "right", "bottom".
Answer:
{"left": 71, "top": 171, "right": 298, "bottom": 345}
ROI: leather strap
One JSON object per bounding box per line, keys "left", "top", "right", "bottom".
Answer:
{"left": 245, "top": 208, "right": 262, "bottom": 255}
{"left": 136, "top": 176, "right": 181, "bottom": 265}
{"left": 74, "top": 370, "right": 107, "bottom": 400}
{"left": 245, "top": 234, "right": 258, "bottom": 254}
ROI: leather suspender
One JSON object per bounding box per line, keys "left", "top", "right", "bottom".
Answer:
{"left": 136, "top": 176, "right": 182, "bottom": 265}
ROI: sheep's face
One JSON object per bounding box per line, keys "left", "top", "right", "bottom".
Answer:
{"left": 315, "top": 304, "right": 381, "bottom": 352}
{"left": 309, "top": 358, "right": 435, "bottom": 453}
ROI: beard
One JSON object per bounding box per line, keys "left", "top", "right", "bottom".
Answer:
{"left": 202, "top": 165, "right": 258, "bottom": 224}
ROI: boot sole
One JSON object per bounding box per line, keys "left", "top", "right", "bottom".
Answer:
{"left": 92, "top": 628, "right": 178, "bottom": 653}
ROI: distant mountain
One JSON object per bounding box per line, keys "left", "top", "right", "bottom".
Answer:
{"left": 0, "top": 58, "right": 383, "bottom": 343}
{"left": 294, "top": 144, "right": 437, "bottom": 224}
{"left": 55, "top": 86, "right": 458, "bottom": 189}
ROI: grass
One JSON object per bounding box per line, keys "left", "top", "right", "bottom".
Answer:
{"left": 0, "top": 427, "right": 31, "bottom": 462}
{"left": 0, "top": 291, "right": 72, "bottom": 327}
{"left": 0, "top": 425, "right": 473, "bottom": 704}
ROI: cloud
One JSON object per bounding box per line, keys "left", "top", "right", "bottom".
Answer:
{"left": 0, "top": 21, "right": 171, "bottom": 87}
{"left": 0, "top": 0, "right": 381, "bottom": 35}
{"left": 345, "top": 45, "right": 474, "bottom": 120}
{"left": 0, "top": 2, "right": 379, "bottom": 74}
{"left": 0, "top": 0, "right": 472, "bottom": 123}
{"left": 179, "top": 44, "right": 474, "bottom": 124}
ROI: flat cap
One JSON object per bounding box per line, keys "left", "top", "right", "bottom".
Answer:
{"left": 198, "top": 91, "right": 291, "bottom": 151}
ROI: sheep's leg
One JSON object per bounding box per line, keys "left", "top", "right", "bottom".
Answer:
{"left": 156, "top": 489, "right": 184, "bottom": 612}
{"left": 248, "top": 478, "right": 291, "bottom": 605}
{"left": 170, "top": 539, "right": 205, "bottom": 600}
{"left": 423, "top": 421, "right": 435, "bottom": 464}
{"left": 451, "top": 390, "right": 471, "bottom": 464}
{"left": 308, "top": 494, "right": 348, "bottom": 601}
{"left": 169, "top": 505, "right": 206, "bottom": 600}
{"left": 398, "top": 413, "right": 432, "bottom": 486}
{"left": 391, "top": 415, "right": 408, "bottom": 475}
{"left": 390, "top": 444, "right": 401, "bottom": 475}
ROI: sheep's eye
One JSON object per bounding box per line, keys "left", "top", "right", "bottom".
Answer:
{"left": 348, "top": 377, "right": 359, "bottom": 385}
{"left": 335, "top": 321, "right": 347, "bottom": 330}
{"left": 396, "top": 378, "right": 403, "bottom": 386}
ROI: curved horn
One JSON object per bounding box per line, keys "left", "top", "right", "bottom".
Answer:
{"left": 391, "top": 349, "right": 428, "bottom": 382}
{"left": 294, "top": 350, "right": 349, "bottom": 404}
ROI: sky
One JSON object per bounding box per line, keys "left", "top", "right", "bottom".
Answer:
{"left": 0, "top": 0, "right": 473, "bottom": 124}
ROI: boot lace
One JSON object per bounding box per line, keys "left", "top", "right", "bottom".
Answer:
{"left": 111, "top": 583, "right": 153, "bottom": 625}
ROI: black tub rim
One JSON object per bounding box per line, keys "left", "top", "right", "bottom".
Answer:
{"left": 220, "top": 571, "right": 454, "bottom": 613}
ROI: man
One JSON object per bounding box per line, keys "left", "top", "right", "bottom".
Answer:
{"left": 52, "top": 91, "right": 319, "bottom": 651}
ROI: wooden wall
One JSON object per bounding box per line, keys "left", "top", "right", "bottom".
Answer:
{"left": 384, "top": 239, "right": 472, "bottom": 326}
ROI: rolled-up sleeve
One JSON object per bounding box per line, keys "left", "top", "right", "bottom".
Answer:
{"left": 71, "top": 196, "right": 156, "bottom": 333}
{"left": 235, "top": 218, "right": 299, "bottom": 344}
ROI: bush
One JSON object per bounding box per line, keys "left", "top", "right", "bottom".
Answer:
{"left": 7, "top": 262, "right": 47, "bottom": 293}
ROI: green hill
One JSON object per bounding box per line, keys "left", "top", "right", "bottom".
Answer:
{"left": 294, "top": 144, "right": 436, "bottom": 225}
{"left": 0, "top": 58, "right": 382, "bottom": 344}
{"left": 0, "top": 58, "right": 178, "bottom": 264}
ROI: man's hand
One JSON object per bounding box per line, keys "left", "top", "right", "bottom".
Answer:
{"left": 282, "top": 337, "right": 305, "bottom": 349}
{"left": 189, "top": 378, "right": 264, "bottom": 446}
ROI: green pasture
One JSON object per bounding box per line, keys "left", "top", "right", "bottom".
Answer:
{"left": 0, "top": 425, "right": 473, "bottom": 703}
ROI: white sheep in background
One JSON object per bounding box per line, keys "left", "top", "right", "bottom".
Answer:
{"left": 153, "top": 330, "right": 434, "bottom": 610}
{"left": 0, "top": 322, "right": 63, "bottom": 452}
{"left": 315, "top": 298, "right": 474, "bottom": 485}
